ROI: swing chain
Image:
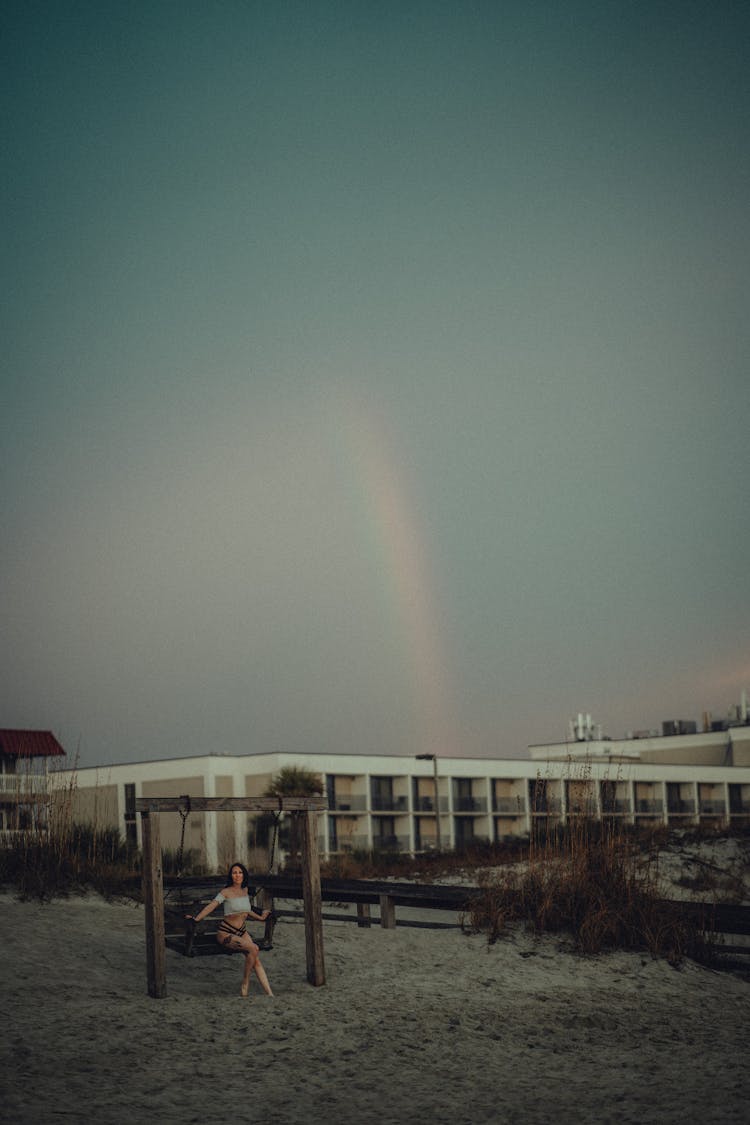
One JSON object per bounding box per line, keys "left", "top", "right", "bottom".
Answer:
{"left": 177, "top": 795, "right": 191, "bottom": 878}
{"left": 267, "top": 795, "right": 283, "bottom": 874}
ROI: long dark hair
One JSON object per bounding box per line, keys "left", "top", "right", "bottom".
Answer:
{"left": 226, "top": 862, "right": 250, "bottom": 889}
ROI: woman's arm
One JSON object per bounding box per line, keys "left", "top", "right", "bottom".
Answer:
{"left": 248, "top": 908, "right": 271, "bottom": 922}
{"left": 186, "top": 898, "right": 221, "bottom": 922}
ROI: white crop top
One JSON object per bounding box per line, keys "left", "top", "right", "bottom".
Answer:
{"left": 213, "top": 893, "right": 253, "bottom": 915}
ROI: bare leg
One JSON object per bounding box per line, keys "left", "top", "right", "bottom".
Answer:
{"left": 252, "top": 955, "right": 273, "bottom": 997}
{"left": 241, "top": 952, "right": 255, "bottom": 997}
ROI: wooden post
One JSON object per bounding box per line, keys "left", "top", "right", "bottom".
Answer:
{"left": 379, "top": 893, "right": 396, "bottom": 929}
{"left": 356, "top": 902, "right": 371, "bottom": 928}
{"left": 298, "top": 810, "right": 326, "bottom": 986}
{"left": 141, "top": 808, "right": 167, "bottom": 998}
{"left": 259, "top": 887, "right": 275, "bottom": 913}
{"left": 258, "top": 887, "right": 277, "bottom": 948}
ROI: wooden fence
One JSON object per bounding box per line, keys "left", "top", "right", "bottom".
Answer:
{"left": 164, "top": 873, "right": 750, "bottom": 971}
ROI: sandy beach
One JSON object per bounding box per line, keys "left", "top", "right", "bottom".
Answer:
{"left": 1, "top": 884, "right": 748, "bottom": 1125}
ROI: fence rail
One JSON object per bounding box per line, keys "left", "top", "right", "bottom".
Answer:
{"left": 163, "top": 873, "right": 750, "bottom": 972}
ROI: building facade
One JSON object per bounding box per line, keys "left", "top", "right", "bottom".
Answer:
{"left": 56, "top": 714, "right": 750, "bottom": 873}
{"left": 0, "top": 729, "right": 66, "bottom": 838}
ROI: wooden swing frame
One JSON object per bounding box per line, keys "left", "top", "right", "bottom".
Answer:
{"left": 136, "top": 795, "right": 328, "bottom": 997}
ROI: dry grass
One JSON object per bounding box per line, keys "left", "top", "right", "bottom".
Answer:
{"left": 319, "top": 821, "right": 719, "bottom": 964}
{"left": 462, "top": 818, "right": 713, "bottom": 964}
{"left": 0, "top": 771, "right": 139, "bottom": 900}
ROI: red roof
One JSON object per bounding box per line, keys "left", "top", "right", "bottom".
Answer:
{"left": 0, "top": 730, "right": 66, "bottom": 758}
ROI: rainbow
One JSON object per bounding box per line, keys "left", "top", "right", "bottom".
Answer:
{"left": 330, "top": 388, "right": 457, "bottom": 758}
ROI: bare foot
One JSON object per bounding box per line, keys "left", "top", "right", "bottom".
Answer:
{"left": 240, "top": 982, "right": 249, "bottom": 997}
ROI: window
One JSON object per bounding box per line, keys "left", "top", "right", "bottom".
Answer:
{"left": 371, "top": 777, "right": 394, "bottom": 810}
{"left": 124, "top": 783, "right": 136, "bottom": 821}
{"left": 455, "top": 817, "right": 475, "bottom": 847}
{"left": 374, "top": 817, "right": 397, "bottom": 848}
{"left": 455, "top": 778, "right": 474, "bottom": 811}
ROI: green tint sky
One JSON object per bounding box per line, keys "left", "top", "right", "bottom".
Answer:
{"left": 2, "top": 1, "right": 748, "bottom": 765}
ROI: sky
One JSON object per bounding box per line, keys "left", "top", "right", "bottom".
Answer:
{"left": 2, "top": 1, "right": 749, "bottom": 769}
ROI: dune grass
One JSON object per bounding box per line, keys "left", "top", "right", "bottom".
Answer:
{"left": 462, "top": 817, "right": 713, "bottom": 964}
{"left": 0, "top": 772, "right": 140, "bottom": 900}
{"left": 320, "top": 820, "right": 730, "bottom": 965}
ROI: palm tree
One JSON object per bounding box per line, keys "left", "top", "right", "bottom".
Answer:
{"left": 264, "top": 765, "right": 324, "bottom": 799}
{"left": 262, "top": 766, "right": 324, "bottom": 871}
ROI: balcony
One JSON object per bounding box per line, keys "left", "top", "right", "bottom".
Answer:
{"left": 328, "top": 834, "right": 370, "bottom": 853}
{"left": 667, "top": 800, "right": 696, "bottom": 815}
{"left": 371, "top": 795, "right": 409, "bottom": 812}
{"left": 328, "top": 794, "right": 367, "bottom": 812}
{"left": 454, "top": 833, "right": 490, "bottom": 849}
{"left": 453, "top": 796, "right": 488, "bottom": 813}
{"left": 530, "top": 798, "right": 562, "bottom": 814}
{"left": 493, "top": 797, "right": 526, "bottom": 814}
{"left": 0, "top": 827, "right": 49, "bottom": 843}
{"left": 567, "top": 802, "right": 598, "bottom": 816}
{"left": 371, "top": 834, "right": 410, "bottom": 852}
{"left": 0, "top": 774, "right": 50, "bottom": 796}
{"left": 414, "top": 795, "right": 449, "bottom": 812}
{"left": 636, "top": 800, "right": 664, "bottom": 814}
{"left": 601, "top": 799, "right": 631, "bottom": 815}
{"left": 699, "top": 801, "right": 726, "bottom": 815}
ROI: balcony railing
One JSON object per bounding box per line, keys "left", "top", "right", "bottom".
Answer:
{"left": 729, "top": 802, "right": 750, "bottom": 814}
{"left": 327, "top": 834, "right": 370, "bottom": 853}
{"left": 453, "top": 796, "right": 488, "bottom": 813}
{"left": 493, "top": 797, "right": 526, "bottom": 814}
{"left": 667, "top": 800, "right": 696, "bottom": 814}
{"left": 414, "top": 796, "right": 449, "bottom": 812}
{"left": 601, "top": 799, "right": 631, "bottom": 814}
{"left": 328, "top": 794, "right": 367, "bottom": 812}
{"left": 372, "top": 833, "right": 410, "bottom": 852}
{"left": 636, "top": 800, "right": 664, "bottom": 814}
{"left": 454, "top": 833, "right": 490, "bottom": 849}
{"left": 0, "top": 825, "right": 50, "bottom": 842}
{"left": 699, "top": 801, "right": 726, "bottom": 815}
{"left": 530, "top": 798, "right": 562, "bottom": 814}
{"left": 371, "top": 795, "right": 409, "bottom": 812}
{"left": 0, "top": 775, "right": 50, "bottom": 795}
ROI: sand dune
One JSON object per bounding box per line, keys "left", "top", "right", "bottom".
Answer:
{"left": 0, "top": 887, "right": 748, "bottom": 1124}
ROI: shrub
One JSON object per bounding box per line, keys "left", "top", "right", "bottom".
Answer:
{"left": 0, "top": 770, "right": 141, "bottom": 900}
{"left": 463, "top": 818, "right": 712, "bottom": 964}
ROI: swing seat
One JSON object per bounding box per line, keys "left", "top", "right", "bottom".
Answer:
{"left": 165, "top": 901, "right": 278, "bottom": 958}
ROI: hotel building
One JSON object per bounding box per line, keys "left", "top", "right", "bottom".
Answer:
{"left": 54, "top": 702, "right": 750, "bottom": 872}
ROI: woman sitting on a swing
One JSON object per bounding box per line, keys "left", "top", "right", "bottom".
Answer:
{"left": 188, "top": 862, "right": 274, "bottom": 998}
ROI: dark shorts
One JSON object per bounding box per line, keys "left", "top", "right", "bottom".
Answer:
{"left": 217, "top": 918, "right": 248, "bottom": 951}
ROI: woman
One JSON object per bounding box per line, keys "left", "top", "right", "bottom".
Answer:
{"left": 188, "top": 862, "right": 274, "bottom": 997}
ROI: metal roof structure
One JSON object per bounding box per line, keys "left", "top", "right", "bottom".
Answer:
{"left": 0, "top": 729, "right": 65, "bottom": 758}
